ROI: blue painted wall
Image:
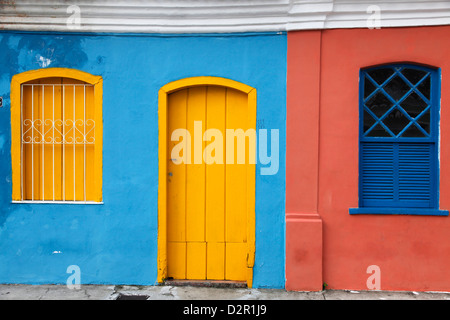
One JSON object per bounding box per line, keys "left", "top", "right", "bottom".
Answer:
{"left": 0, "top": 31, "right": 286, "bottom": 288}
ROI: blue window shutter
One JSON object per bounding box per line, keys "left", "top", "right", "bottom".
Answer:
{"left": 361, "top": 142, "right": 395, "bottom": 207}
{"left": 361, "top": 142, "right": 434, "bottom": 208}
{"left": 397, "top": 143, "right": 433, "bottom": 207}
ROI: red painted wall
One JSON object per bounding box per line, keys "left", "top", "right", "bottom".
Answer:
{"left": 286, "top": 26, "right": 450, "bottom": 292}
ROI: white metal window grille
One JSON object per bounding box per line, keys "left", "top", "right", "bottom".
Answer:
{"left": 18, "top": 81, "right": 96, "bottom": 203}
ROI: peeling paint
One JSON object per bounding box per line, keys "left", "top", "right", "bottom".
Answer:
{"left": 36, "top": 54, "right": 53, "bottom": 68}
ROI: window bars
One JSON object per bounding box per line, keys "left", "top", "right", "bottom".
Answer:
{"left": 19, "top": 83, "right": 96, "bottom": 203}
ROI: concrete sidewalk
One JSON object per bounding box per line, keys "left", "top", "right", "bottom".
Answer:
{"left": 1, "top": 284, "right": 450, "bottom": 300}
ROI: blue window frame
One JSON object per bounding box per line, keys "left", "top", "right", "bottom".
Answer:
{"left": 350, "top": 64, "right": 448, "bottom": 216}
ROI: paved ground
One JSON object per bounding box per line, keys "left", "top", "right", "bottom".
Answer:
{"left": 0, "top": 284, "right": 450, "bottom": 300}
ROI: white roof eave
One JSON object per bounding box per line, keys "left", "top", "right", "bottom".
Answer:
{"left": 1, "top": 0, "right": 450, "bottom": 34}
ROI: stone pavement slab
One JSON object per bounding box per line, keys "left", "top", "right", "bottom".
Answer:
{"left": 1, "top": 284, "right": 450, "bottom": 300}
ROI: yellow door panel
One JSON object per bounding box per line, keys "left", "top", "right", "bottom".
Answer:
{"left": 207, "top": 242, "right": 225, "bottom": 280}
{"left": 225, "top": 243, "right": 248, "bottom": 281}
{"left": 186, "top": 242, "right": 207, "bottom": 280}
{"left": 186, "top": 87, "right": 206, "bottom": 242}
{"left": 167, "top": 242, "right": 186, "bottom": 279}
{"left": 225, "top": 89, "right": 249, "bottom": 243}
{"left": 205, "top": 86, "right": 226, "bottom": 243}
{"left": 167, "top": 89, "right": 187, "bottom": 242}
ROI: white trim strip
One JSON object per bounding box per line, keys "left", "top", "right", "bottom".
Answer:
{"left": 1, "top": 0, "right": 450, "bottom": 33}
{"left": 12, "top": 201, "right": 103, "bottom": 205}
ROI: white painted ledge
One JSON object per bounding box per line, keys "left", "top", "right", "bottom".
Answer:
{"left": 0, "top": 0, "right": 450, "bottom": 33}
{"left": 12, "top": 201, "right": 104, "bottom": 205}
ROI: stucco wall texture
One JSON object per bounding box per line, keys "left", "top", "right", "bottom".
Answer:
{"left": 286, "top": 26, "right": 450, "bottom": 292}
{"left": 2, "top": 25, "right": 450, "bottom": 292}
{"left": 0, "top": 31, "right": 286, "bottom": 288}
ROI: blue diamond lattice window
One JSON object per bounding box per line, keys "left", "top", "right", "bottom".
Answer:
{"left": 363, "top": 66, "right": 431, "bottom": 138}
{"left": 357, "top": 64, "right": 441, "bottom": 212}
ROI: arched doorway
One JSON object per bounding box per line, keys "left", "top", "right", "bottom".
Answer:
{"left": 158, "top": 77, "right": 256, "bottom": 287}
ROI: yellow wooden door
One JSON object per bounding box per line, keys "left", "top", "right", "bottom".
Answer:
{"left": 166, "top": 85, "right": 254, "bottom": 282}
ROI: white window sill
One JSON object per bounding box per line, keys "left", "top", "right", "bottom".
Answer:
{"left": 12, "top": 201, "right": 104, "bottom": 205}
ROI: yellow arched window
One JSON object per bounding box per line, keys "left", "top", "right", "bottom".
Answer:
{"left": 11, "top": 68, "right": 103, "bottom": 203}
